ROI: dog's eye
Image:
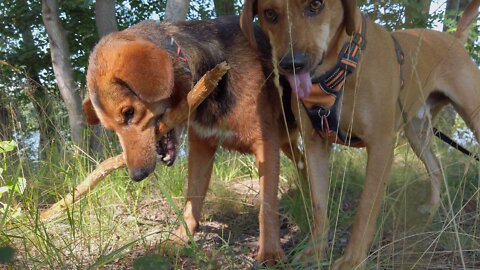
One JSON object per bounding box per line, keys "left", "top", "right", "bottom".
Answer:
{"left": 264, "top": 9, "right": 278, "bottom": 23}
{"left": 310, "top": 0, "right": 323, "bottom": 9}
{"left": 122, "top": 107, "right": 135, "bottom": 124}
{"left": 305, "top": 0, "right": 324, "bottom": 16}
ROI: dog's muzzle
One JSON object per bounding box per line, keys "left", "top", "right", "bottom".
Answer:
{"left": 156, "top": 129, "right": 177, "bottom": 166}
{"left": 279, "top": 52, "right": 308, "bottom": 74}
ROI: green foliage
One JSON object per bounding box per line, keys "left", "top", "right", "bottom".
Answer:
{"left": 0, "top": 140, "right": 25, "bottom": 224}
{"left": 359, "top": 0, "right": 440, "bottom": 30}
{"left": 133, "top": 255, "right": 171, "bottom": 270}
{"left": 0, "top": 245, "right": 15, "bottom": 264}
{"left": 0, "top": 1, "right": 479, "bottom": 269}
{"left": 116, "top": 1, "right": 167, "bottom": 28}
{"left": 0, "top": 140, "right": 16, "bottom": 153}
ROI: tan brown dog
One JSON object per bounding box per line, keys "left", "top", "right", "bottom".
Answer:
{"left": 241, "top": 0, "right": 480, "bottom": 268}
{"left": 82, "top": 16, "right": 303, "bottom": 264}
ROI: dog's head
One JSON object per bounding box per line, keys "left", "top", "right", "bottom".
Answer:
{"left": 241, "top": 0, "right": 357, "bottom": 98}
{"left": 83, "top": 38, "right": 184, "bottom": 182}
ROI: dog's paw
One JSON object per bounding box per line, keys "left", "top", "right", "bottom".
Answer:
{"left": 256, "top": 246, "right": 285, "bottom": 267}
{"left": 157, "top": 240, "right": 186, "bottom": 257}
{"left": 292, "top": 238, "right": 326, "bottom": 266}
{"left": 332, "top": 255, "right": 365, "bottom": 270}
{"left": 156, "top": 226, "right": 193, "bottom": 256}
{"left": 417, "top": 202, "right": 439, "bottom": 215}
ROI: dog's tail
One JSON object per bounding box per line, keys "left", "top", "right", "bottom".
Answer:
{"left": 455, "top": 0, "right": 480, "bottom": 44}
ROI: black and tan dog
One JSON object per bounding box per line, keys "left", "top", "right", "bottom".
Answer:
{"left": 241, "top": 0, "right": 480, "bottom": 268}
{"left": 82, "top": 16, "right": 303, "bottom": 263}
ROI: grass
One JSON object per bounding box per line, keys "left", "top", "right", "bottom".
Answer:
{"left": 0, "top": 124, "right": 479, "bottom": 269}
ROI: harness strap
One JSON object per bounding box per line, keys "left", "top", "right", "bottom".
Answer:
{"left": 165, "top": 34, "right": 192, "bottom": 77}
{"left": 168, "top": 35, "right": 188, "bottom": 63}
{"left": 303, "top": 13, "right": 367, "bottom": 147}
{"left": 311, "top": 14, "right": 367, "bottom": 96}
{"left": 391, "top": 35, "right": 409, "bottom": 126}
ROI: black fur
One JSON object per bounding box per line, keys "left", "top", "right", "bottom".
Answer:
{"left": 117, "top": 16, "right": 294, "bottom": 130}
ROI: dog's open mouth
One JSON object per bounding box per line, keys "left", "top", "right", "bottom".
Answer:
{"left": 156, "top": 130, "right": 177, "bottom": 166}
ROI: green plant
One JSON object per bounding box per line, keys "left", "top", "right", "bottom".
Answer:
{"left": 0, "top": 140, "right": 26, "bottom": 225}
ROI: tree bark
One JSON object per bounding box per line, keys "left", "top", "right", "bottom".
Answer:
{"left": 0, "top": 105, "right": 10, "bottom": 141}
{"left": 165, "top": 0, "right": 190, "bottom": 22}
{"left": 213, "top": 0, "right": 235, "bottom": 16}
{"left": 42, "top": 0, "right": 85, "bottom": 146}
{"left": 91, "top": 0, "right": 118, "bottom": 155}
{"left": 95, "top": 0, "right": 118, "bottom": 37}
{"left": 19, "top": 27, "right": 57, "bottom": 150}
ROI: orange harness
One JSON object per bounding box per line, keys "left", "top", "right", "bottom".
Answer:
{"left": 302, "top": 13, "right": 367, "bottom": 147}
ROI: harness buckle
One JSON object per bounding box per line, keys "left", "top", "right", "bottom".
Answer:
{"left": 318, "top": 107, "right": 330, "bottom": 118}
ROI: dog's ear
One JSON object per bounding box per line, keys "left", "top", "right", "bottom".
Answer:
{"left": 112, "top": 40, "right": 174, "bottom": 102}
{"left": 240, "top": 0, "right": 258, "bottom": 49}
{"left": 341, "top": 0, "right": 357, "bottom": 35}
{"left": 82, "top": 97, "right": 100, "bottom": 125}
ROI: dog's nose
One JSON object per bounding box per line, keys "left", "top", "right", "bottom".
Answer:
{"left": 279, "top": 52, "right": 307, "bottom": 73}
{"left": 129, "top": 168, "right": 150, "bottom": 182}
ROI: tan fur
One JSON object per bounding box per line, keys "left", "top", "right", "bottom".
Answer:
{"left": 83, "top": 17, "right": 305, "bottom": 264}
{"left": 241, "top": 0, "right": 480, "bottom": 268}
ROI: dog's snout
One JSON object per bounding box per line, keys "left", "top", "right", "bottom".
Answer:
{"left": 129, "top": 168, "right": 151, "bottom": 182}
{"left": 279, "top": 52, "right": 307, "bottom": 73}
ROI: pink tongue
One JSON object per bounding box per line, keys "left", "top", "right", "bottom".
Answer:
{"left": 285, "top": 73, "right": 312, "bottom": 99}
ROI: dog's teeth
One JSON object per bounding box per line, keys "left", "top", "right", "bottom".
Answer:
{"left": 163, "top": 155, "right": 171, "bottom": 162}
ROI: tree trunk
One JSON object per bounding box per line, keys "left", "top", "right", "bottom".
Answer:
{"left": 90, "top": 0, "right": 118, "bottom": 156}
{"left": 165, "top": 0, "right": 190, "bottom": 21}
{"left": 213, "top": 0, "right": 235, "bottom": 16}
{"left": 95, "top": 0, "right": 118, "bottom": 37}
{"left": 0, "top": 104, "right": 11, "bottom": 141}
{"left": 444, "top": 0, "right": 470, "bottom": 31}
{"left": 42, "top": 0, "right": 85, "bottom": 146}
{"left": 19, "top": 24, "right": 56, "bottom": 150}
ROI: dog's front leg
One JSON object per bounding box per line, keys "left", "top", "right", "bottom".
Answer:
{"left": 173, "top": 131, "right": 216, "bottom": 244}
{"left": 333, "top": 137, "right": 395, "bottom": 270}
{"left": 253, "top": 138, "right": 284, "bottom": 265}
{"left": 302, "top": 131, "right": 331, "bottom": 262}
{"left": 294, "top": 105, "right": 331, "bottom": 263}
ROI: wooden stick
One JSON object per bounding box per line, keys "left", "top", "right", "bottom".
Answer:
{"left": 40, "top": 154, "right": 126, "bottom": 220}
{"left": 157, "top": 61, "right": 230, "bottom": 131}
{"left": 40, "top": 62, "right": 230, "bottom": 221}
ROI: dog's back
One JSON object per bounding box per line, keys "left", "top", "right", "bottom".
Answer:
{"left": 101, "top": 16, "right": 294, "bottom": 135}
{"left": 391, "top": 28, "right": 473, "bottom": 122}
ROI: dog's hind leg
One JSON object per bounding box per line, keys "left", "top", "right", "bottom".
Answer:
{"left": 404, "top": 116, "right": 443, "bottom": 214}
{"left": 439, "top": 53, "right": 480, "bottom": 145}
{"left": 281, "top": 140, "right": 308, "bottom": 192}
{"left": 450, "top": 95, "right": 480, "bottom": 146}
{"left": 173, "top": 131, "right": 217, "bottom": 244}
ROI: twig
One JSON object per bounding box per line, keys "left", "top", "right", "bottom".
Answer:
{"left": 40, "top": 62, "right": 230, "bottom": 221}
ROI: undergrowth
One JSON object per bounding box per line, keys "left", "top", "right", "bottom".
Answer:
{"left": 0, "top": 123, "right": 479, "bottom": 269}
